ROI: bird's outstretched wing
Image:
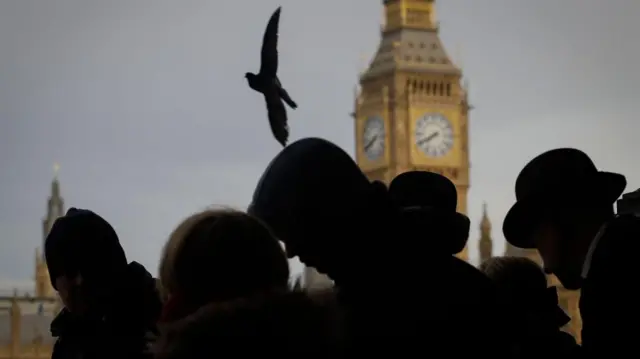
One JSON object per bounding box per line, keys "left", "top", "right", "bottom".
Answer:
{"left": 259, "top": 7, "right": 281, "bottom": 78}
{"left": 275, "top": 76, "right": 297, "bottom": 109}
{"left": 264, "top": 90, "right": 288, "bottom": 147}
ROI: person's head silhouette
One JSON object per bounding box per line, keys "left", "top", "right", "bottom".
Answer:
{"left": 249, "top": 138, "right": 391, "bottom": 282}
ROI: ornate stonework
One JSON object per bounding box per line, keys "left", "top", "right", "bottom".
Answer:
{"left": 354, "top": 0, "right": 471, "bottom": 261}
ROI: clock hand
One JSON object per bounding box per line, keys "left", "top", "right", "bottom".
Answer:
{"left": 419, "top": 131, "right": 439, "bottom": 145}
{"left": 364, "top": 135, "right": 378, "bottom": 151}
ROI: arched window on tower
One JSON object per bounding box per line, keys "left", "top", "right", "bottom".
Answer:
{"left": 439, "top": 82, "right": 444, "bottom": 96}
{"left": 446, "top": 83, "right": 451, "bottom": 96}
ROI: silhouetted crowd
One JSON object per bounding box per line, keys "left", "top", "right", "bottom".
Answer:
{"left": 44, "top": 138, "right": 640, "bottom": 359}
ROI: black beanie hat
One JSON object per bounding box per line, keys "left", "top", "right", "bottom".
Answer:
{"left": 247, "top": 137, "right": 389, "bottom": 263}
{"left": 248, "top": 138, "right": 373, "bottom": 231}
{"left": 45, "top": 208, "right": 127, "bottom": 290}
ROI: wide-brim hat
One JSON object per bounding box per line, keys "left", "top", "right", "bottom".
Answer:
{"left": 503, "top": 148, "right": 626, "bottom": 249}
{"left": 389, "top": 171, "right": 470, "bottom": 254}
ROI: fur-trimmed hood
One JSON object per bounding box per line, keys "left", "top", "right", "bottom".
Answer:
{"left": 154, "top": 289, "right": 346, "bottom": 359}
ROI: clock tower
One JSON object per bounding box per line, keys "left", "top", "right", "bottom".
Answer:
{"left": 354, "top": 0, "right": 471, "bottom": 260}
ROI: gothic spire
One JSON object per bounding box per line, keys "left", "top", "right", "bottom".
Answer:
{"left": 42, "top": 163, "right": 65, "bottom": 254}
{"left": 478, "top": 202, "right": 493, "bottom": 264}
{"left": 480, "top": 202, "right": 491, "bottom": 233}
{"left": 37, "top": 164, "right": 64, "bottom": 298}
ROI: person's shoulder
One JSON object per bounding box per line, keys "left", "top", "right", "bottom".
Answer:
{"left": 154, "top": 288, "right": 345, "bottom": 358}
{"left": 122, "top": 261, "right": 159, "bottom": 299}
{"left": 449, "top": 256, "right": 495, "bottom": 288}
{"left": 50, "top": 308, "right": 72, "bottom": 337}
{"left": 607, "top": 214, "right": 640, "bottom": 237}
{"left": 598, "top": 214, "right": 640, "bottom": 256}
{"left": 447, "top": 257, "right": 505, "bottom": 313}
{"left": 112, "top": 262, "right": 163, "bottom": 328}
{"left": 587, "top": 215, "right": 640, "bottom": 285}
{"left": 51, "top": 337, "right": 66, "bottom": 359}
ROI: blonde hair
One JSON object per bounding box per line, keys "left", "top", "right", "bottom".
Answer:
{"left": 159, "top": 209, "right": 289, "bottom": 317}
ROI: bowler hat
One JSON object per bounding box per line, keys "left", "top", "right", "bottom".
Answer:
{"left": 503, "top": 148, "right": 626, "bottom": 249}
{"left": 389, "top": 171, "right": 470, "bottom": 254}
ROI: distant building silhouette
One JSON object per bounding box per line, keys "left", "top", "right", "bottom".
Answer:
{"left": 478, "top": 202, "right": 493, "bottom": 264}
{"left": 0, "top": 165, "right": 62, "bottom": 358}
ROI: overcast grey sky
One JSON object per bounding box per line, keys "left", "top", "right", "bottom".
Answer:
{"left": 1, "top": 0, "right": 639, "bottom": 288}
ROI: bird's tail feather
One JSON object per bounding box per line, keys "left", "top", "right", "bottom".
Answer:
{"left": 269, "top": 116, "right": 288, "bottom": 147}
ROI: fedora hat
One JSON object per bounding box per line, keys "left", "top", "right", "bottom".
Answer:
{"left": 389, "top": 171, "right": 470, "bottom": 254}
{"left": 503, "top": 148, "right": 626, "bottom": 249}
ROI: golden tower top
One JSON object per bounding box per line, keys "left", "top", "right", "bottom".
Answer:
{"left": 361, "top": 0, "right": 458, "bottom": 81}
{"left": 383, "top": 0, "right": 438, "bottom": 32}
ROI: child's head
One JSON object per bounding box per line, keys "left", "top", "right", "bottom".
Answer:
{"left": 159, "top": 209, "right": 290, "bottom": 320}
{"left": 480, "top": 256, "right": 569, "bottom": 329}
{"left": 480, "top": 256, "right": 548, "bottom": 300}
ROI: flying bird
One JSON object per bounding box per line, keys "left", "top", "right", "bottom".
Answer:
{"left": 245, "top": 6, "right": 297, "bottom": 147}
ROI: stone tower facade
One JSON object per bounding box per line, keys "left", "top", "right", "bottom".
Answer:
{"left": 354, "top": 0, "right": 471, "bottom": 260}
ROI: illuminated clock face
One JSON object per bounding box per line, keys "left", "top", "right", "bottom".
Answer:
{"left": 415, "top": 113, "right": 454, "bottom": 157}
{"left": 362, "top": 115, "right": 385, "bottom": 160}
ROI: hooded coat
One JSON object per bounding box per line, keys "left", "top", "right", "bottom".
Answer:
{"left": 51, "top": 262, "right": 162, "bottom": 359}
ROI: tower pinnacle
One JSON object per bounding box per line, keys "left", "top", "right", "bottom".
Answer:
{"left": 362, "top": 0, "right": 457, "bottom": 81}
{"left": 383, "top": 0, "right": 438, "bottom": 33}
{"left": 480, "top": 202, "right": 491, "bottom": 233}
{"left": 37, "top": 165, "right": 65, "bottom": 298}
{"left": 478, "top": 202, "right": 493, "bottom": 264}
{"left": 44, "top": 165, "right": 64, "bottom": 240}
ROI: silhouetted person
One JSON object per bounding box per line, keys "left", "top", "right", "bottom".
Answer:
{"left": 250, "top": 138, "right": 417, "bottom": 348}
{"left": 249, "top": 138, "right": 503, "bottom": 354}
{"left": 154, "top": 209, "right": 346, "bottom": 358}
{"left": 153, "top": 289, "right": 346, "bottom": 359}
{"left": 480, "top": 256, "right": 580, "bottom": 358}
{"left": 45, "top": 208, "right": 161, "bottom": 359}
{"left": 503, "top": 148, "right": 638, "bottom": 356}
{"left": 249, "top": 138, "right": 388, "bottom": 288}
{"left": 388, "top": 171, "right": 513, "bottom": 357}
{"left": 157, "top": 209, "right": 290, "bottom": 322}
